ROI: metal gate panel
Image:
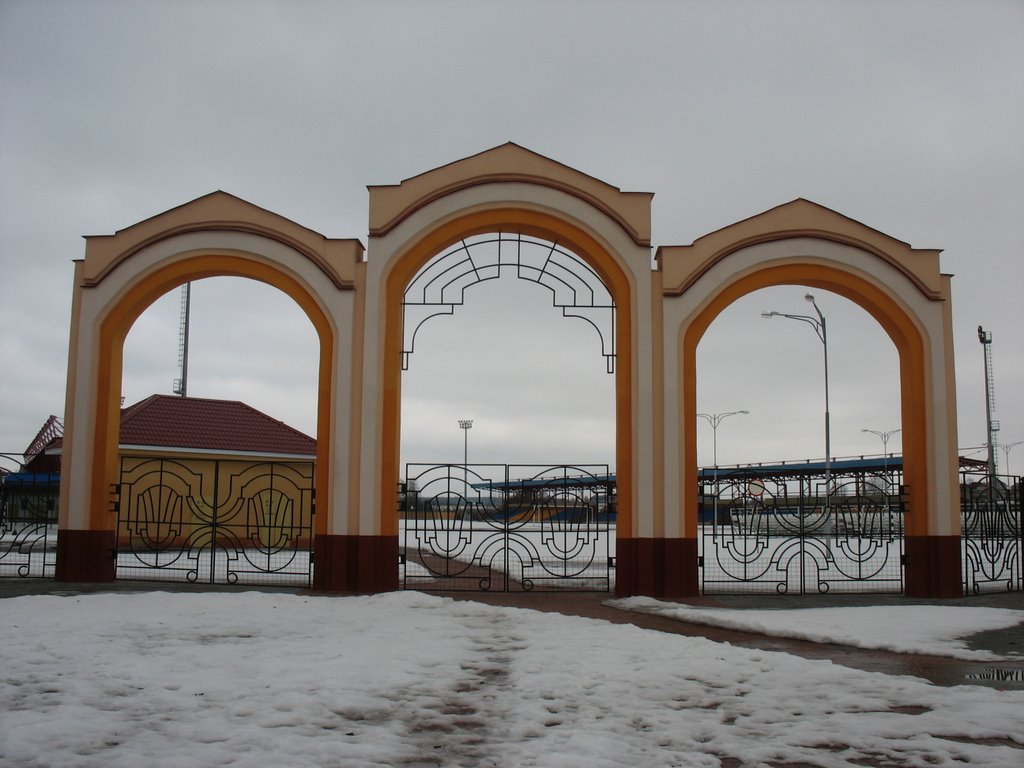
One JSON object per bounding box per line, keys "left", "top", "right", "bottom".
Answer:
{"left": 700, "top": 469, "right": 904, "bottom": 594}
{"left": 0, "top": 461, "right": 58, "bottom": 578}
{"left": 961, "top": 470, "right": 1022, "bottom": 594}
{"left": 115, "top": 456, "right": 314, "bottom": 586}
{"left": 401, "top": 463, "right": 614, "bottom": 592}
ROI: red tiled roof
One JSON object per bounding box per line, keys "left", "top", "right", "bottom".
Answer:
{"left": 117, "top": 395, "right": 316, "bottom": 456}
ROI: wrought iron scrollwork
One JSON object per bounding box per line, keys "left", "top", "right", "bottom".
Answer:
{"left": 961, "top": 471, "right": 1021, "bottom": 594}
{"left": 116, "top": 456, "right": 314, "bottom": 586}
{"left": 402, "top": 233, "right": 616, "bottom": 373}
{"left": 701, "top": 467, "right": 905, "bottom": 595}
{"left": 401, "top": 463, "right": 613, "bottom": 592}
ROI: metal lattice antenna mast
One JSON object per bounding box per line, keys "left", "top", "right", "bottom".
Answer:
{"left": 173, "top": 282, "right": 191, "bottom": 397}
{"left": 977, "top": 326, "right": 999, "bottom": 475}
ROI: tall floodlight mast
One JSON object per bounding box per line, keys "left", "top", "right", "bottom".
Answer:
{"left": 173, "top": 282, "right": 191, "bottom": 397}
{"left": 977, "top": 326, "right": 998, "bottom": 475}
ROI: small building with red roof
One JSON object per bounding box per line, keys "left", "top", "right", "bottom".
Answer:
{"left": 115, "top": 395, "right": 316, "bottom": 460}
{"left": 45, "top": 395, "right": 316, "bottom": 463}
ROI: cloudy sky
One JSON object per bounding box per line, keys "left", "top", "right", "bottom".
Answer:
{"left": 1, "top": 0, "right": 1021, "bottom": 475}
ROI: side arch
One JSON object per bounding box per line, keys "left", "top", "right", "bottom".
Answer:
{"left": 90, "top": 253, "right": 337, "bottom": 533}
{"left": 666, "top": 238, "right": 960, "bottom": 597}
{"left": 681, "top": 261, "right": 928, "bottom": 534}
{"left": 57, "top": 225, "right": 359, "bottom": 582}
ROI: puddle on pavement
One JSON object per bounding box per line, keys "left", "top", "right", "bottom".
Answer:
{"left": 965, "top": 668, "right": 1024, "bottom": 682}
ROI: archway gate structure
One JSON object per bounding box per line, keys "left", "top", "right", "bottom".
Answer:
{"left": 56, "top": 143, "right": 962, "bottom": 597}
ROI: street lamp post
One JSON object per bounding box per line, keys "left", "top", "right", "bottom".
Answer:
{"left": 762, "top": 294, "right": 831, "bottom": 505}
{"left": 998, "top": 441, "right": 1022, "bottom": 477}
{"left": 862, "top": 427, "right": 901, "bottom": 499}
{"left": 697, "top": 410, "right": 749, "bottom": 523}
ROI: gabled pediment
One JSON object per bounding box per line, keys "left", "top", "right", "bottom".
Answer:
{"left": 657, "top": 198, "right": 945, "bottom": 298}
{"left": 368, "top": 142, "right": 653, "bottom": 246}
{"left": 82, "top": 191, "right": 363, "bottom": 289}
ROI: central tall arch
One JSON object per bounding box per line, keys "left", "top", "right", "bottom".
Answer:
{"left": 313, "top": 144, "right": 661, "bottom": 593}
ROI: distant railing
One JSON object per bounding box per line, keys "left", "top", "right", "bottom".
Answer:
{"left": 0, "top": 452, "right": 58, "bottom": 578}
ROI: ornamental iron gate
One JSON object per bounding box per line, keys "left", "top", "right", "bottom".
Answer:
{"left": 961, "top": 470, "right": 1022, "bottom": 594}
{"left": 401, "top": 463, "right": 614, "bottom": 592}
{"left": 0, "top": 454, "right": 58, "bottom": 578}
{"left": 115, "top": 456, "right": 314, "bottom": 586}
{"left": 700, "top": 465, "right": 905, "bottom": 594}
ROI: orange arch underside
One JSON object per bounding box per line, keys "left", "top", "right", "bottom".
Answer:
{"left": 379, "top": 207, "right": 635, "bottom": 538}
{"left": 90, "top": 253, "right": 335, "bottom": 534}
{"left": 681, "top": 262, "right": 930, "bottom": 538}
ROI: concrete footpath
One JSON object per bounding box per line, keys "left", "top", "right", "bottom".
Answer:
{"left": 2, "top": 578, "right": 1022, "bottom": 690}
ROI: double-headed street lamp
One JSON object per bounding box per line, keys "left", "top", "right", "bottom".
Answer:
{"left": 998, "top": 441, "right": 1022, "bottom": 477}
{"left": 762, "top": 293, "right": 831, "bottom": 497}
{"left": 861, "top": 427, "right": 901, "bottom": 456}
{"left": 862, "top": 427, "right": 901, "bottom": 493}
{"left": 697, "top": 410, "right": 750, "bottom": 467}
{"left": 697, "top": 410, "right": 749, "bottom": 523}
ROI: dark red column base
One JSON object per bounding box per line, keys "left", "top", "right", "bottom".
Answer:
{"left": 55, "top": 529, "right": 117, "bottom": 582}
{"left": 616, "top": 537, "right": 698, "bottom": 598}
{"left": 904, "top": 535, "right": 962, "bottom": 597}
{"left": 312, "top": 534, "right": 399, "bottom": 593}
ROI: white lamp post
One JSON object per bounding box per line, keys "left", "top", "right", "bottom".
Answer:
{"left": 862, "top": 427, "right": 901, "bottom": 497}
{"left": 998, "top": 441, "right": 1022, "bottom": 477}
{"left": 697, "top": 410, "right": 749, "bottom": 523}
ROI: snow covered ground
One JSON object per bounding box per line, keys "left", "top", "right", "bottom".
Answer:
{"left": 3, "top": 591, "right": 1024, "bottom": 767}
{"left": 607, "top": 598, "right": 1024, "bottom": 661}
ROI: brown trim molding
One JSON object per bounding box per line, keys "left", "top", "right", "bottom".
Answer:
{"left": 904, "top": 536, "right": 963, "bottom": 598}
{"left": 616, "top": 538, "right": 698, "bottom": 597}
{"left": 370, "top": 175, "right": 652, "bottom": 247}
{"left": 55, "top": 529, "right": 116, "bottom": 582}
{"left": 661, "top": 230, "right": 943, "bottom": 301}
{"left": 311, "top": 534, "right": 400, "bottom": 592}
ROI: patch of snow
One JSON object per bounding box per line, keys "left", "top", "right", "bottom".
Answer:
{"left": 1, "top": 591, "right": 1022, "bottom": 767}
{"left": 607, "top": 598, "right": 1024, "bottom": 660}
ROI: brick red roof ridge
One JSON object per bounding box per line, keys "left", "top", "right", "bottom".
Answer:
{"left": 224, "top": 398, "right": 318, "bottom": 445}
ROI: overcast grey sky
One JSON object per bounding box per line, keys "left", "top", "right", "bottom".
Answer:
{"left": 1, "top": 0, "right": 1021, "bottom": 474}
